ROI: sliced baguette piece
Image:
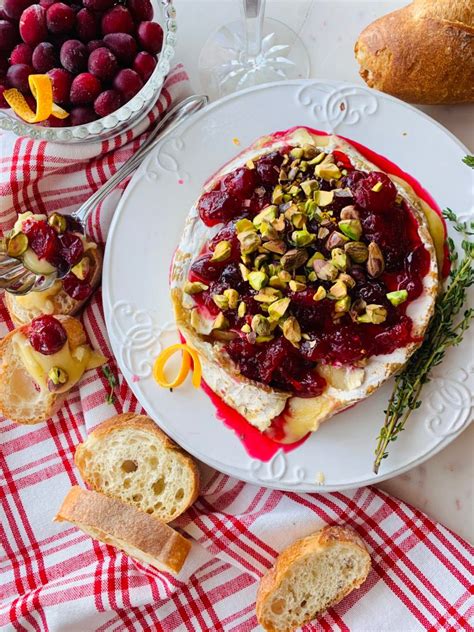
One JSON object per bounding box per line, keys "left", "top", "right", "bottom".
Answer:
{"left": 75, "top": 413, "right": 200, "bottom": 523}
{"left": 5, "top": 246, "right": 102, "bottom": 327}
{"left": 55, "top": 486, "right": 191, "bottom": 574}
{"left": 256, "top": 526, "right": 371, "bottom": 632}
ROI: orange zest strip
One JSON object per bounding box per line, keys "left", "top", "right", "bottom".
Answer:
{"left": 4, "top": 74, "right": 69, "bottom": 123}
{"left": 153, "top": 343, "right": 202, "bottom": 389}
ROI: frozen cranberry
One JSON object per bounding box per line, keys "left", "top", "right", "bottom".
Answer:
{"left": 103, "top": 32, "right": 136, "bottom": 64}
{"left": 3, "top": 0, "right": 34, "bottom": 21}
{"left": 94, "top": 88, "right": 121, "bottom": 116}
{"left": 83, "top": 0, "right": 114, "bottom": 11}
{"left": 69, "top": 105, "right": 96, "bottom": 125}
{"left": 113, "top": 68, "right": 142, "bottom": 101}
{"left": 46, "top": 2, "right": 74, "bottom": 33}
{"left": 127, "top": 0, "right": 152, "bottom": 21}
{"left": 70, "top": 72, "right": 101, "bottom": 105}
{"left": 76, "top": 8, "right": 97, "bottom": 42}
{"left": 32, "top": 42, "right": 58, "bottom": 72}
{"left": 133, "top": 50, "right": 156, "bottom": 82}
{"left": 10, "top": 42, "right": 33, "bottom": 65}
{"left": 19, "top": 5, "right": 47, "bottom": 46}
{"left": 6, "top": 64, "right": 32, "bottom": 93}
{"left": 57, "top": 232, "right": 84, "bottom": 265}
{"left": 87, "top": 46, "right": 117, "bottom": 81}
{"left": 137, "top": 21, "right": 163, "bottom": 54}
{"left": 47, "top": 67, "right": 72, "bottom": 104}
{"left": 351, "top": 172, "right": 397, "bottom": 213}
{"left": 28, "top": 315, "right": 67, "bottom": 355}
{"left": 62, "top": 273, "right": 92, "bottom": 300}
{"left": 22, "top": 218, "right": 59, "bottom": 261}
{"left": 87, "top": 39, "right": 104, "bottom": 53}
{"left": 60, "top": 39, "right": 88, "bottom": 73}
{"left": 0, "top": 85, "right": 9, "bottom": 108}
{"left": 101, "top": 5, "right": 134, "bottom": 35}
{"left": 0, "top": 20, "right": 19, "bottom": 52}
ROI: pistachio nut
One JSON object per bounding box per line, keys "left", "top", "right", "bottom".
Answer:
{"left": 334, "top": 296, "right": 351, "bottom": 314}
{"left": 251, "top": 314, "right": 272, "bottom": 336}
{"left": 263, "top": 240, "right": 287, "bottom": 255}
{"left": 304, "top": 199, "right": 319, "bottom": 219}
{"left": 238, "top": 301, "right": 247, "bottom": 318}
{"left": 371, "top": 181, "right": 383, "bottom": 192}
{"left": 211, "top": 240, "right": 232, "bottom": 262}
{"left": 308, "top": 271, "right": 317, "bottom": 282}
{"left": 238, "top": 230, "right": 261, "bottom": 255}
{"left": 254, "top": 287, "right": 282, "bottom": 303}
{"left": 328, "top": 280, "right": 347, "bottom": 299}
{"left": 213, "top": 312, "right": 229, "bottom": 330}
{"left": 326, "top": 231, "right": 348, "bottom": 250}
{"left": 349, "top": 298, "right": 367, "bottom": 322}
{"left": 271, "top": 214, "right": 286, "bottom": 232}
{"left": 241, "top": 323, "right": 251, "bottom": 333}
{"left": 313, "top": 259, "right": 339, "bottom": 281}
{"left": 292, "top": 230, "right": 315, "bottom": 248}
{"left": 7, "top": 232, "right": 28, "bottom": 258}
{"left": 306, "top": 251, "right": 325, "bottom": 268}
{"left": 269, "top": 275, "right": 287, "bottom": 289}
{"left": 248, "top": 270, "right": 268, "bottom": 290}
{"left": 340, "top": 205, "right": 360, "bottom": 220}
{"left": 344, "top": 241, "right": 369, "bottom": 263}
{"left": 279, "top": 168, "right": 288, "bottom": 182}
{"left": 268, "top": 297, "right": 291, "bottom": 320}
{"left": 315, "top": 162, "right": 342, "bottom": 181}
{"left": 239, "top": 263, "right": 250, "bottom": 280}
{"left": 338, "top": 219, "right": 363, "bottom": 241}
{"left": 235, "top": 218, "right": 255, "bottom": 234}
{"left": 331, "top": 248, "right": 348, "bottom": 271}
{"left": 288, "top": 184, "right": 300, "bottom": 197}
{"left": 71, "top": 257, "right": 91, "bottom": 281}
{"left": 254, "top": 253, "right": 269, "bottom": 270}
{"left": 282, "top": 316, "right": 302, "bottom": 347}
{"left": 183, "top": 281, "right": 209, "bottom": 295}
{"left": 246, "top": 159, "right": 255, "bottom": 169}
{"left": 288, "top": 167, "right": 299, "bottom": 181}
{"left": 48, "top": 212, "right": 67, "bottom": 234}
{"left": 309, "top": 152, "right": 326, "bottom": 166}
{"left": 290, "top": 147, "right": 304, "bottom": 160}
{"left": 212, "top": 294, "right": 229, "bottom": 310}
{"left": 358, "top": 304, "right": 387, "bottom": 324}
{"left": 280, "top": 248, "right": 309, "bottom": 271}
{"left": 386, "top": 289, "right": 408, "bottom": 306}
{"left": 253, "top": 205, "right": 278, "bottom": 227}
{"left": 338, "top": 273, "right": 356, "bottom": 289}
{"left": 278, "top": 270, "right": 292, "bottom": 282}
{"left": 256, "top": 335, "right": 275, "bottom": 343}
{"left": 260, "top": 222, "right": 279, "bottom": 241}
{"left": 48, "top": 366, "right": 68, "bottom": 386}
{"left": 272, "top": 185, "right": 284, "bottom": 204}
{"left": 317, "top": 227, "right": 330, "bottom": 240}
{"left": 313, "top": 190, "right": 334, "bottom": 207}
{"left": 300, "top": 179, "right": 318, "bottom": 197}
{"left": 313, "top": 286, "right": 327, "bottom": 301}
{"left": 302, "top": 143, "right": 317, "bottom": 159}
{"left": 289, "top": 280, "right": 306, "bottom": 292}
{"left": 367, "top": 242, "right": 385, "bottom": 278}
{"left": 291, "top": 213, "right": 306, "bottom": 229}
{"left": 224, "top": 288, "right": 239, "bottom": 309}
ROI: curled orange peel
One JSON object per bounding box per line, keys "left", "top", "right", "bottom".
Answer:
{"left": 4, "top": 74, "right": 69, "bottom": 124}
{"left": 153, "top": 343, "right": 202, "bottom": 389}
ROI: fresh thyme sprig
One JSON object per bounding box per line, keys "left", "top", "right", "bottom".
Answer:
{"left": 462, "top": 155, "right": 474, "bottom": 169}
{"left": 373, "top": 207, "right": 474, "bottom": 474}
{"left": 103, "top": 365, "right": 118, "bottom": 404}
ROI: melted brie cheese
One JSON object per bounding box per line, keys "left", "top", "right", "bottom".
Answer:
{"left": 15, "top": 281, "right": 62, "bottom": 314}
{"left": 13, "top": 333, "right": 106, "bottom": 393}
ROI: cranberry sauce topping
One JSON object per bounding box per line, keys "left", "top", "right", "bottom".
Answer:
{"left": 187, "top": 144, "right": 431, "bottom": 396}
{"left": 28, "top": 314, "right": 67, "bottom": 355}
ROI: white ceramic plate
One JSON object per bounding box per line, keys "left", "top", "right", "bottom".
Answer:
{"left": 103, "top": 80, "right": 473, "bottom": 491}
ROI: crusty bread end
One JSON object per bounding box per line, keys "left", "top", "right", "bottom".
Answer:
{"left": 256, "top": 526, "right": 371, "bottom": 632}
{"left": 55, "top": 486, "right": 191, "bottom": 574}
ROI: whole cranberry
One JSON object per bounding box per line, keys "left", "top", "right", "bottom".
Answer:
{"left": 113, "top": 68, "right": 143, "bottom": 101}
{"left": 351, "top": 172, "right": 398, "bottom": 213}
{"left": 3, "top": 0, "right": 34, "bottom": 21}
{"left": 103, "top": 32, "right": 136, "bottom": 64}
{"left": 46, "top": 2, "right": 75, "bottom": 34}
{"left": 127, "top": 0, "right": 153, "bottom": 22}
{"left": 94, "top": 88, "right": 121, "bottom": 117}
{"left": 47, "top": 67, "right": 72, "bottom": 104}
{"left": 39, "top": 0, "right": 56, "bottom": 8}
{"left": 69, "top": 105, "right": 97, "bottom": 125}
{"left": 101, "top": 5, "right": 134, "bottom": 35}
{"left": 28, "top": 315, "right": 67, "bottom": 355}
{"left": 83, "top": 0, "right": 115, "bottom": 11}
{"left": 19, "top": 5, "right": 47, "bottom": 46}
{"left": 87, "top": 39, "right": 104, "bottom": 53}
{"left": 43, "top": 113, "right": 67, "bottom": 127}
{"left": 76, "top": 8, "right": 97, "bottom": 42}
{"left": 59, "top": 39, "right": 88, "bottom": 73}
{"left": 58, "top": 232, "right": 84, "bottom": 265}
{"left": 87, "top": 46, "right": 117, "bottom": 81}
{"left": 6, "top": 63, "right": 32, "bottom": 93}
{"left": 0, "top": 19, "right": 19, "bottom": 52}
{"left": 22, "top": 218, "right": 59, "bottom": 261}
{"left": 32, "top": 41, "right": 58, "bottom": 72}
{"left": 0, "top": 85, "right": 9, "bottom": 109}
{"left": 133, "top": 50, "right": 156, "bottom": 82}
{"left": 137, "top": 21, "right": 163, "bottom": 54}
{"left": 70, "top": 72, "right": 101, "bottom": 105}
{"left": 10, "top": 42, "right": 33, "bottom": 65}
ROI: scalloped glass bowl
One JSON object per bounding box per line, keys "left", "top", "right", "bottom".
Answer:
{"left": 0, "top": 0, "right": 176, "bottom": 143}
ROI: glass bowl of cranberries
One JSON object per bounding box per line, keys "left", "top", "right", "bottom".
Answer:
{"left": 0, "top": 0, "right": 176, "bottom": 142}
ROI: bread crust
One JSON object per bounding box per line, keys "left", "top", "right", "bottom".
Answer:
{"left": 355, "top": 0, "right": 474, "bottom": 104}
{"left": 74, "top": 413, "right": 200, "bottom": 514}
{"left": 256, "top": 526, "right": 371, "bottom": 632}
{"left": 55, "top": 486, "right": 191, "bottom": 574}
{"left": 5, "top": 246, "right": 103, "bottom": 327}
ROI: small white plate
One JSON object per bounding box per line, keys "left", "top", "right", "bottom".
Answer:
{"left": 103, "top": 80, "right": 473, "bottom": 491}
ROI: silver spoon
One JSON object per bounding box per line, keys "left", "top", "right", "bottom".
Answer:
{"left": 0, "top": 94, "right": 208, "bottom": 295}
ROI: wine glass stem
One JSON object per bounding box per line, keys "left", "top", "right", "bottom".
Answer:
{"left": 241, "top": 0, "right": 265, "bottom": 58}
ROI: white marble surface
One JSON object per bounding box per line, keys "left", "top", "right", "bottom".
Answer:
{"left": 173, "top": 0, "right": 474, "bottom": 542}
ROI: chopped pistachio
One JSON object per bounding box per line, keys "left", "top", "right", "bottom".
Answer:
{"left": 268, "top": 297, "right": 291, "bottom": 319}
{"left": 344, "top": 241, "right": 369, "bottom": 263}
{"left": 238, "top": 301, "right": 247, "bottom": 318}
{"left": 282, "top": 316, "right": 302, "bottom": 347}
{"left": 313, "top": 286, "right": 327, "bottom": 301}
{"left": 371, "top": 181, "right": 383, "bottom": 193}
{"left": 338, "top": 273, "right": 356, "bottom": 289}
{"left": 241, "top": 254, "right": 252, "bottom": 266}
{"left": 340, "top": 205, "right": 360, "bottom": 220}
{"left": 271, "top": 214, "right": 286, "bottom": 231}
{"left": 290, "top": 147, "right": 304, "bottom": 159}
{"left": 279, "top": 168, "right": 288, "bottom": 182}
{"left": 269, "top": 275, "right": 287, "bottom": 290}
{"left": 239, "top": 263, "right": 250, "bottom": 280}
{"left": 184, "top": 281, "right": 209, "bottom": 295}
{"left": 241, "top": 323, "right": 251, "bottom": 333}
{"left": 287, "top": 184, "right": 300, "bottom": 197}
{"left": 328, "top": 280, "right": 347, "bottom": 299}
{"left": 313, "top": 190, "right": 334, "bottom": 207}
{"left": 331, "top": 248, "right": 348, "bottom": 271}
{"left": 302, "top": 333, "right": 311, "bottom": 341}
{"left": 315, "top": 163, "right": 342, "bottom": 180}
{"left": 254, "top": 253, "right": 269, "bottom": 269}
{"left": 48, "top": 212, "right": 67, "bottom": 234}
{"left": 301, "top": 179, "right": 318, "bottom": 196}
{"left": 281, "top": 248, "right": 309, "bottom": 271}
{"left": 288, "top": 166, "right": 299, "bottom": 181}
{"left": 254, "top": 287, "right": 282, "bottom": 303}
{"left": 213, "top": 312, "right": 229, "bottom": 330}
{"left": 279, "top": 270, "right": 292, "bottom": 282}
{"left": 291, "top": 213, "right": 306, "bottom": 229}
{"left": 260, "top": 222, "right": 279, "bottom": 241}
{"left": 305, "top": 200, "right": 319, "bottom": 219}
{"left": 306, "top": 251, "right": 325, "bottom": 268}
{"left": 246, "top": 159, "right": 255, "bottom": 169}
{"left": 238, "top": 230, "right": 261, "bottom": 255}
{"left": 48, "top": 366, "right": 68, "bottom": 385}
{"left": 339, "top": 219, "right": 363, "bottom": 241}
{"left": 292, "top": 230, "right": 315, "bottom": 247}
{"left": 212, "top": 294, "right": 229, "bottom": 310}
{"left": 367, "top": 242, "right": 385, "bottom": 278}
{"left": 68, "top": 256, "right": 89, "bottom": 281}
{"left": 289, "top": 279, "right": 306, "bottom": 292}
{"left": 295, "top": 274, "right": 307, "bottom": 283}
{"left": 302, "top": 143, "right": 317, "bottom": 159}
{"left": 386, "top": 289, "right": 408, "bottom": 306}
{"left": 7, "top": 233, "right": 28, "bottom": 257}
{"left": 272, "top": 185, "right": 284, "bottom": 204}
{"left": 251, "top": 314, "right": 272, "bottom": 336}
{"left": 263, "top": 240, "right": 287, "bottom": 255}
{"left": 309, "top": 152, "right": 326, "bottom": 165}
{"left": 308, "top": 271, "right": 317, "bottom": 282}
{"left": 256, "top": 335, "right": 275, "bottom": 343}
{"left": 334, "top": 296, "right": 351, "bottom": 313}
{"left": 358, "top": 304, "right": 387, "bottom": 324}
{"left": 235, "top": 218, "right": 255, "bottom": 233}
{"left": 317, "top": 226, "right": 330, "bottom": 240}
{"left": 211, "top": 240, "right": 231, "bottom": 262}
{"left": 224, "top": 288, "right": 239, "bottom": 309}
{"left": 326, "top": 231, "right": 349, "bottom": 250}
{"left": 313, "top": 259, "right": 339, "bottom": 281}
{"left": 253, "top": 205, "right": 277, "bottom": 227}
{"left": 248, "top": 270, "right": 268, "bottom": 290}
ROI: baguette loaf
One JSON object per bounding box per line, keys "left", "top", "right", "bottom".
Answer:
{"left": 75, "top": 414, "right": 200, "bottom": 522}
{"left": 55, "top": 486, "right": 191, "bottom": 574}
{"left": 355, "top": 0, "right": 474, "bottom": 104}
{"left": 256, "top": 526, "right": 371, "bottom": 632}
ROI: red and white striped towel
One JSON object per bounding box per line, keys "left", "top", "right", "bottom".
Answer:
{"left": 0, "top": 66, "right": 472, "bottom": 632}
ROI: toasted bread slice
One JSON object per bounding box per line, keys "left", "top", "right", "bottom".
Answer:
{"left": 5, "top": 247, "right": 102, "bottom": 327}
{"left": 55, "top": 486, "right": 191, "bottom": 574}
{"left": 256, "top": 526, "right": 371, "bottom": 632}
{"left": 75, "top": 414, "right": 200, "bottom": 523}
{"left": 0, "top": 315, "right": 105, "bottom": 424}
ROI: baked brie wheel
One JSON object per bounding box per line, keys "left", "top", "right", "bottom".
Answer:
{"left": 171, "top": 128, "right": 441, "bottom": 443}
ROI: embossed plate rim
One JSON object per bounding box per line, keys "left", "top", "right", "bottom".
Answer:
{"left": 103, "top": 79, "right": 473, "bottom": 491}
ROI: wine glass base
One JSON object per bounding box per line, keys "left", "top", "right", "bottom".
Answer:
{"left": 199, "top": 18, "right": 311, "bottom": 100}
